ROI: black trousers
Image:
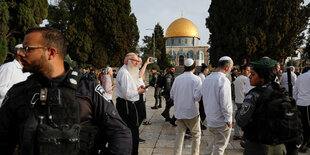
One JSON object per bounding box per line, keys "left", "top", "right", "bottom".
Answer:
{"left": 199, "top": 97, "right": 206, "bottom": 122}
{"left": 297, "top": 105, "right": 310, "bottom": 147}
{"left": 116, "top": 98, "right": 139, "bottom": 155}
{"left": 162, "top": 97, "right": 174, "bottom": 118}
{"left": 137, "top": 94, "right": 146, "bottom": 126}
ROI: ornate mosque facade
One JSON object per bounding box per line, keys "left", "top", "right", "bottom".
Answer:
{"left": 165, "top": 17, "right": 209, "bottom": 66}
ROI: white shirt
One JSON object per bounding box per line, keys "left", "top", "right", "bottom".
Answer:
{"left": 198, "top": 73, "right": 206, "bottom": 83}
{"left": 137, "top": 78, "right": 147, "bottom": 101}
{"left": 0, "top": 59, "right": 30, "bottom": 105}
{"left": 170, "top": 72, "right": 202, "bottom": 119}
{"left": 115, "top": 65, "right": 139, "bottom": 102}
{"left": 233, "top": 75, "right": 248, "bottom": 104}
{"left": 281, "top": 72, "right": 297, "bottom": 92}
{"left": 201, "top": 72, "right": 233, "bottom": 127}
{"left": 243, "top": 74, "right": 255, "bottom": 94}
{"left": 293, "top": 70, "right": 310, "bottom": 106}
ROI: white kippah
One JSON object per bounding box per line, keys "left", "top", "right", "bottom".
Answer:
{"left": 15, "top": 44, "right": 23, "bottom": 49}
{"left": 184, "top": 58, "right": 194, "bottom": 67}
{"left": 219, "top": 56, "right": 232, "bottom": 61}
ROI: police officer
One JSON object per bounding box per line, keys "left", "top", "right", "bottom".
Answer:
{"left": 0, "top": 27, "right": 132, "bottom": 155}
{"left": 150, "top": 68, "right": 163, "bottom": 109}
{"left": 161, "top": 66, "right": 176, "bottom": 125}
{"left": 236, "top": 59, "right": 286, "bottom": 155}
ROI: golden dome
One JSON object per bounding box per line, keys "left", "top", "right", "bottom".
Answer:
{"left": 165, "top": 17, "right": 199, "bottom": 39}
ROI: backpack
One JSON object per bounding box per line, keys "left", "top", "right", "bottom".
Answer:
{"left": 150, "top": 72, "right": 164, "bottom": 88}
{"left": 255, "top": 85, "right": 303, "bottom": 145}
{"left": 156, "top": 72, "right": 164, "bottom": 88}
{"left": 20, "top": 70, "right": 82, "bottom": 155}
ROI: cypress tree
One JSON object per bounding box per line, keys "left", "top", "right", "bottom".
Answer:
{"left": 55, "top": 0, "right": 139, "bottom": 68}
{"left": 0, "top": 0, "right": 48, "bottom": 65}
{"left": 206, "top": 0, "right": 310, "bottom": 66}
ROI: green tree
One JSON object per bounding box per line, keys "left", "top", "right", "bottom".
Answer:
{"left": 206, "top": 0, "right": 310, "bottom": 66}
{"left": 48, "top": 0, "right": 139, "bottom": 68}
{"left": 304, "top": 26, "right": 310, "bottom": 60}
{"left": 141, "top": 23, "right": 171, "bottom": 70}
{"left": 0, "top": 0, "right": 48, "bottom": 65}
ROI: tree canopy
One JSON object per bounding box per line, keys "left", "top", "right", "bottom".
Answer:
{"left": 0, "top": 0, "right": 48, "bottom": 65}
{"left": 47, "top": 0, "right": 139, "bottom": 68}
{"left": 141, "top": 23, "right": 171, "bottom": 70}
{"left": 206, "top": 0, "right": 310, "bottom": 66}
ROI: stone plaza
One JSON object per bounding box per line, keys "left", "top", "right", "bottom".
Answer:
{"left": 112, "top": 87, "right": 310, "bottom": 155}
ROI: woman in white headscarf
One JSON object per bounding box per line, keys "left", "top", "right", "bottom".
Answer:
{"left": 101, "top": 67, "right": 115, "bottom": 100}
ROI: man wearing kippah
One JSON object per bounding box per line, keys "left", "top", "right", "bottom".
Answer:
{"left": 201, "top": 56, "right": 234, "bottom": 155}
{"left": 170, "top": 58, "right": 202, "bottom": 155}
{"left": 0, "top": 44, "right": 30, "bottom": 106}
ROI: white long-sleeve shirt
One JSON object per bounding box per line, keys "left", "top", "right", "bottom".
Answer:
{"left": 281, "top": 72, "right": 297, "bottom": 92}
{"left": 170, "top": 72, "right": 202, "bottom": 119}
{"left": 293, "top": 70, "right": 310, "bottom": 106}
{"left": 0, "top": 59, "right": 30, "bottom": 105}
{"left": 198, "top": 73, "right": 206, "bottom": 83}
{"left": 115, "top": 65, "right": 139, "bottom": 102}
{"left": 233, "top": 75, "right": 248, "bottom": 104}
{"left": 201, "top": 72, "right": 233, "bottom": 127}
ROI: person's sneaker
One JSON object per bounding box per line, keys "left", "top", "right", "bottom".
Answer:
{"left": 151, "top": 106, "right": 158, "bottom": 109}
{"left": 139, "top": 138, "right": 146, "bottom": 144}
{"left": 158, "top": 105, "right": 162, "bottom": 108}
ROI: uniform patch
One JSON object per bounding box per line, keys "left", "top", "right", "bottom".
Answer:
{"left": 95, "top": 84, "right": 109, "bottom": 101}
{"left": 240, "top": 103, "right": 251, "bottom": 115}
{"left": 245, "top": 94, "right": 253, "bottom": 100}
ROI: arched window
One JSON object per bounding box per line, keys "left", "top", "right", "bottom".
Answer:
{"left": 187, "top": 50, "right": 194, "bottom": 59}
{"left": 197, "top": 51, "right": 204, "bottom": 60}
{"left": 177, "top": 50, "right": 185, "bottom": 57}
{"left": 169, "top": 50, "right": 176, "bottom": 59}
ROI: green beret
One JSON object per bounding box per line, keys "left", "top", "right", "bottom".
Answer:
{"left": 250, "top": 59, "right": 277, "bottom": 68}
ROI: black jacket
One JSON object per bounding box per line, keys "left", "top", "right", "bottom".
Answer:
{"left": 162, "top": 71, "right": 174, "bottom": 98}
{"left": 0, "top": 64, "right": 132, "bottom": 155}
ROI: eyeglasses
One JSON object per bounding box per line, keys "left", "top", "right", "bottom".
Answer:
{"left": 21, "top": 45, "right": 49, "bottom": 54}
{"left": 130, "top": 59, "right": 141, "bottom": 63}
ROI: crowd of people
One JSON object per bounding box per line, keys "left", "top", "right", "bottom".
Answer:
{"left": 0, "top": 27, "right": 309, "bottom": 155}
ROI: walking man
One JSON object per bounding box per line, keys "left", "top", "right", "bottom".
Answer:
{"left": 170, "top": 58, "right": 202, "bottom": 155}
{"left": 161, "top": 66, "right": 175, "bottom": 122}
{"left": 201, "top": 56, "right": 234, "bottom": 155}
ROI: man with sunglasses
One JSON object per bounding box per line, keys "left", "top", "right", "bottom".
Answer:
{"left": 0, "top": 44, "right": 30, "bottom": 106}
{"left": 0, "top": 27, "right": 132, "bottom": 155}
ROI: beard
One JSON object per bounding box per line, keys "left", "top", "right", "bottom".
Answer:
{"left": 21, "top": 54, "right": 49, "bottom": 74}
{"left": 127, "top": 61, "right": 140, "bottom": 84}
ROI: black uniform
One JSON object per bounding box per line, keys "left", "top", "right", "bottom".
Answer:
{"left": 0, "top": 64, "right": 132, "bottom": 155}
{"left": 236, "top": 83, "right": 286, "bottom": 155}
{"left": 150, "top": 72, "right": 163, "bottom": 108}
{"left": 161, "top": 71, "right": 175, "bottom": 121}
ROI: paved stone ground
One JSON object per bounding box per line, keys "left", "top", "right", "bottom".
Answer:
{"left": 115, "top": 87, "right": 310, "bottom": 155}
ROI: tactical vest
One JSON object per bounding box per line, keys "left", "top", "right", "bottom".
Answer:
{"left": 20, "top": 70, "right": 82, "bottom": 155}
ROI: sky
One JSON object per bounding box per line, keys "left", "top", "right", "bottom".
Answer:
{"left": 131, "top": 0, "right": 210, "bottom": 46}
{"left": 131, "top": 0, "right": 310, "bottom": 47}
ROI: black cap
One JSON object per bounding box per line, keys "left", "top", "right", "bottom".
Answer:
{"left": 250, "top": 59, "right": 277, "bottom": 69}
